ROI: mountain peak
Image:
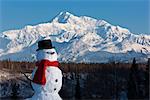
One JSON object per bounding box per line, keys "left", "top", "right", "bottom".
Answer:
{"left": 59, "top": 11, "right": 73, "bottom": 16}
{"left": 52, "top": 11, "right": 75, "bottom": 23}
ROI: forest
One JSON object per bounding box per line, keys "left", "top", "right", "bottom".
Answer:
{"left": 0, "top": 58, "right": 149, "bottom": 100}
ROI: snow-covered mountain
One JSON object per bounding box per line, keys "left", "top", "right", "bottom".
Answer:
{"left": 0, "top": 12, "right": 150, "bottom": 63}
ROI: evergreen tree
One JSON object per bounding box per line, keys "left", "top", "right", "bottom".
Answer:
{"left": 75, "top": 74, "right": 81, "bottom": 100}
{"left": 127, "top": 58, "right": 139, "bottom": 99}
{"left": 146, "top": 58, "right": 149, "bottom": 71}
{"left": 11, "top": 82, "right": 19, "bottom": 99}
{"left": 145, "top": 58, "right": 149, "bottom": 99}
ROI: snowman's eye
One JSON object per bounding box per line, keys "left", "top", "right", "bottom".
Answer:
{"left": 54, "top": 88, "right": 56, "bottom": 91}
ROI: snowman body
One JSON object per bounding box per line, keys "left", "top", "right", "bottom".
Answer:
{"left": 31, "top": 48, "right": 62, "bottom": 100}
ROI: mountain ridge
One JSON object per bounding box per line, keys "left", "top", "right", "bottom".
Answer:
{"left": 0, "top": 11, "right": 150, "bottom": 63}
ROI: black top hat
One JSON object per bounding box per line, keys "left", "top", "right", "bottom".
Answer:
{"left": 36, "top": 39, "right": 55, "bottom": 51}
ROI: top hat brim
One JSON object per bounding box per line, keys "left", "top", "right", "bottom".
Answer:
{"left": 36, "top": 46, "right": 55, "bottom": 51}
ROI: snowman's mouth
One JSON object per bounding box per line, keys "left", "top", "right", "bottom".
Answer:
{"left": 46, "top": 52, "right": 55, "bottom": 55}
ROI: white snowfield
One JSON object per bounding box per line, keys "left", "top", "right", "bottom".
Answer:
{"left": 0, "top": 11, "right": 150, "bottom": 63}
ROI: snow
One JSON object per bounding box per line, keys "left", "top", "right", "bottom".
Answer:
{"left": 0, "top": 69, "right": 34, "bottom": 98}
{"left": 0, "top": 11, "right": 150, "bottom": 63}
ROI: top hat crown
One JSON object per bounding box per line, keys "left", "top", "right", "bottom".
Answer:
{"left": 36, "top": 39, "right": 55, "bottom": 51}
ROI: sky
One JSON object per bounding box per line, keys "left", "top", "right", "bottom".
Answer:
{"left": 0, "top": 0, "right": 150, "bottom": 34}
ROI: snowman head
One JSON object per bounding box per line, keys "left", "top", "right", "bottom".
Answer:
{"left": 36, "top": 48, "right": 58, "bottom": 61}
{"left": 36, "top": 39, "right": 58, "bottom": 61}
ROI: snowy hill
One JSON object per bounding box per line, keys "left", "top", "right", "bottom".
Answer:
{"left": 0, "top": 12, "right": 150, "bottom": 63}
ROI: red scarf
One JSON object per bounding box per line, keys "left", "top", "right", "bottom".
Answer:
{"left": 32, "top": 59, "right": 59, "bottom": 85}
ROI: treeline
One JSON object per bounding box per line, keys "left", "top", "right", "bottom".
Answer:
{"left": 0, "top": 60, "right": 147, "bottom": 73}
{"left": 0, "top": 60, "right": 34, "bottom": 73}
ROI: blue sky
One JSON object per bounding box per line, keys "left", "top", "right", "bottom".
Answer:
{"left": 0, "top": 0, "right": 149, "bottom": 34}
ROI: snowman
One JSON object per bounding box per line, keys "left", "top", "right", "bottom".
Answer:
{"left": 30, "top": 38, "right": 62, "bottom": 100}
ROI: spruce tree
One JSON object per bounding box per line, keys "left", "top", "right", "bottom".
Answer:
{"left": 145, "top": 58, "right": 149, "bottom": 99}
{"left": 127, "top": 58, "right": 139, "bottom": 99}
{"left": 11, "top": 82, "right": 19, "bottom": 99}
{"left": 75, "top": 74, "right": 81, "bottom": 100}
